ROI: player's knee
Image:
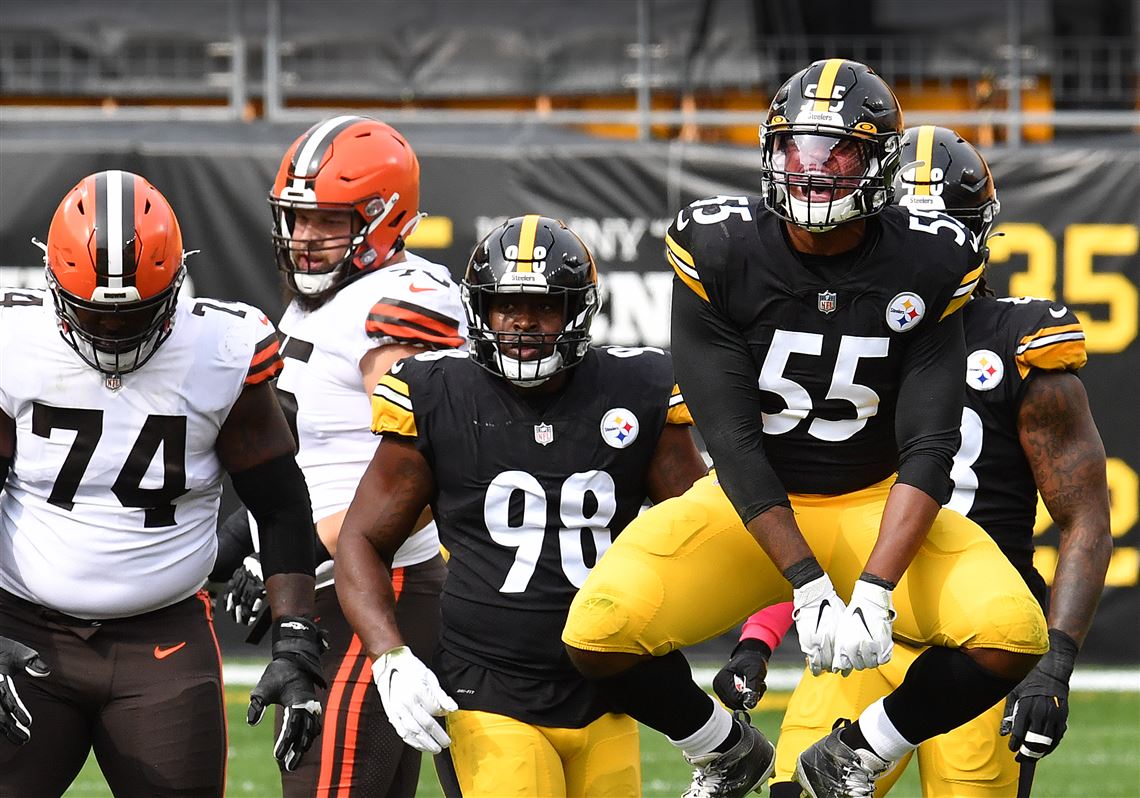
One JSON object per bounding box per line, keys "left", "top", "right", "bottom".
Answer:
{"left": 564, "top": 645, "right": 646, "bottom": 680}
{"left": 961, "top": 647, "right": 1040, "bottom": 681}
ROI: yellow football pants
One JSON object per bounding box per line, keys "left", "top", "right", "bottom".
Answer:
{"left": 564, "top": 472, "right": 1047, "bottom": 657}
{"left": 444, "top": 709, "right": 641, "bottom": 798}
{"left": 773, "top": 643, "right": 1019, "bottom": 796}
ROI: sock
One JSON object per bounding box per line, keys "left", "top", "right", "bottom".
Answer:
{"left": 669, "top": 694, "right": 733, "bottom": 759}
{"left": 849, "top": 698, "right": 914, "bottom": 762}
{"left": 770, "top": 783, "right": 803, "bottom": 798}
{"left": 882, "top": 646, "right": 1022, "bottom": 745}
{"left": 595, "top": 650, "right": 717, "bottom": 739}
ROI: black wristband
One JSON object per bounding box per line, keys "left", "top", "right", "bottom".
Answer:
{"left": 783, "top": 557, "right": 825, "bottom": 589}
{"left": 858, "top": 571, "right": 897, "bottom": 591}
{"left": 1045, "top": 628, "right": 1079, "bottom": 672}
{"left": 732, "top": 637, "right": 773, "bottom": 661}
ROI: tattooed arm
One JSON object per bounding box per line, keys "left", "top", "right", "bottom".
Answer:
{"left": 334, "top": 437, "right": 435, "bottom": 658}
{"left": 1018, "top": 371, "right": 1112, "bottom": 644}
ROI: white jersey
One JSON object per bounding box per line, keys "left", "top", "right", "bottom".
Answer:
{"left": 0, "top": 289, "right": 282, "bottom": 619}
{"left": 274, "top": 252, "right": 465, "bottom": 571}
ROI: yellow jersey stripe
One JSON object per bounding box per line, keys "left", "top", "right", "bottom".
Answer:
{"left": 1016, "top": 340, "right": 1089, "bottom": 378}
{"left": 515, "top": 214, "right": 540, "bottom": 273}
{"left": 958, "top": 263, "right": 985, "bottom": 291}
{"left": 666, "top": 388, "right": 694, "bottom": 425}
{"left": 664, "top": 233, "right": 695, "bottom": 267}
{"left": 940, "top": 291, "right": 973, "bottom": 321}
{"left": 370, "top": 393, "right": 418, "bottom": 437}
{"left": 1018, "top": 323, "right": 1085, "bottom": 350}
{"left": 813, "top": 58, "right": 844, "bottom": 112}
{"left": 668, "top": 250, "right": 709, "bottom": 302}
{"left": 378, "top": 374, "right": 410, "bottom": 397}
{"left": 914, "top": 125, "right": 936, "bottom": 195}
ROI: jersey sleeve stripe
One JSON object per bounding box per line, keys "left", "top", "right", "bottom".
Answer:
{"left": 665, "top": 235, "right": 709, "bottom": 302}
{"left": 952, "top": 264, "right": 985, "bottom": 298}
{"left": 667, "top": 385, "right": 694, "bottom": 425}
{"left": 366, "top": 301, "right": 464, "bottom": 346}
{"left": 1015, "top": 323, "right": 1085, "bottom": 353}
{"left": 1016, "top": 341, "right": 1088, "bottom": 376}
{"left": 371, "top": 375, "right": 417, "bottom": 435}
{"left": 245, "top": 332, "right": 284, "bottom": 385}
{"left": 939, "top": 291, "right": 973, "bottom": 321}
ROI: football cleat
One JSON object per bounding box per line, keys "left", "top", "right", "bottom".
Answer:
{"left": 794, "top": 721, "right": 891, "bottom": 798}
{"left": 682, "top": 711, "right": 775, "bottom": 798}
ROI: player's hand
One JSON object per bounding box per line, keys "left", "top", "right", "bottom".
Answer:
{"left": 371, "top": 645, "right": 457, "bottom": 754}
{"left": 225, "top": 554, "right": 266, "bottom": 625}
{"left": 1001, "top": 629, "right": 1077, "bottom": 760}
{"left": 247, "top": 617, "right": 327, "bottom": 771}
{"left": 792, "top": 573, "right": 847, "bottom": 677}
{"left": 0, "top": 637, "right": 50, "bottom": 745}
{"left": 833, "top": 578, "right": 896, "bottom": 675}
{"left": 713, "top": 638, "right": 772, "bottom": 710}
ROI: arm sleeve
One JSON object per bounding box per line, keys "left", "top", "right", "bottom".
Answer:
{"left": 741, "top": 602, "right": 794, "bottom": 651}
{"left": 894, "top": 310, "right": 965, "bottom": 504}
{"left": 670, "top": 278, "right": 789, "bottom": 522}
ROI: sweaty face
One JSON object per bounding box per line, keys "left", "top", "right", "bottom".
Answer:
{"left": 487, "top": 292, "right": 565, "bottom": 361}
{"left": 287, "top": 208, "right": 357, "bottom": 273}
{"left": 773, "top": 133, "right": 871, "bottom": 201}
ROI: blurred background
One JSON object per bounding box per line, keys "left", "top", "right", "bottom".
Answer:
{"left": 1, "top": 0, "right": 1137, "bottom": 667}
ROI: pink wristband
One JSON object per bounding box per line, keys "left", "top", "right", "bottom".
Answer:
{"left": 740, "top": 602, "right": 794, "bottom": 652}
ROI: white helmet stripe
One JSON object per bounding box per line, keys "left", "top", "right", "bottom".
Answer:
{"left": 105, "top": 169, "right": 125, "bottom": 289}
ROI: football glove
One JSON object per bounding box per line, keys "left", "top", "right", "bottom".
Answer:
{"left": 225, "top": 554, "right": 266, "bottom": 626}
{"left": 833, "top": 578, "right": 896, "bottom": 675}
{"left": 0, "top": 637, "right": 50, "bottom": 745}
{"left": 792, "top": 573, "right": 847, "bottom": 677}
{"left": 247, "top": 616, "right": 327, "bottom": 771}
{"left": 713, "top": 638, "right": 772, "bottom": 710}
{"left": 1001, "top": 628, "right": 1077, "bottom": 760}
{"left": 371, "top": 645, "right": 457, "bottom": 754}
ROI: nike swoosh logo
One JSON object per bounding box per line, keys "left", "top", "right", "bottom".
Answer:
{"left": 408, "top": 284, "right": 436, "bottom": 293}
{"left": 814, "top": 600, "right": 829, "bottom": 632}
{"left": 853, "top": 607, "right": 872, "bottom": 636}
{"left": 1049, "top": 306, "right": 1068, "bottom": 318}
{"left": 154, "top": 642, "right": 187, "bottom": 660}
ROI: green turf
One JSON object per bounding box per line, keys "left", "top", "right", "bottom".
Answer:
{"left": 67, "top": 690, "right": 1140, "bottom": 797}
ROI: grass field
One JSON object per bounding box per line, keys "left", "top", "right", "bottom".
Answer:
{"left": 67, "top": 688, "right": 1140, "bottom": 797}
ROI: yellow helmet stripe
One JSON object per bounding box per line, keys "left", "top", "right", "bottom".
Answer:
{"left": 812, "top": 58, "right": 845, "bottom": 112}
{"left": 914, "top": 125, "right": 937, "bottom": 195}
{"left": 515, "top": 214, "right": 541, "bottom": 273}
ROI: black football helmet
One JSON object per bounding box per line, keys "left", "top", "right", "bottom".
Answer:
{"left": 761, "top": 58, "right": 903, "bottom": 231}
{"left": 894, "top": 125, "right": 1000, "bottom": 246}
{"left": 463, "top": 215, "right": 600, "bottom": 386}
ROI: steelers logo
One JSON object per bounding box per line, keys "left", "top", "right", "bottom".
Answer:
{"left": 966, "top": 349, "right": 1004, "bottom": 391}
{"left": 600, "top": 408, "right": 639, "bottom": 449}
{"left": 886, "top": 292, "right": 926, "bottom": 333}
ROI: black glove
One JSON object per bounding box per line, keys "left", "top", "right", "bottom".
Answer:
{"left": 0, "top": 636, "right": 50, "bottom": 745}
{"left": 225, "top": 554, "right": 267, "bottom": 626}
{"left": 713, "top": 638, "right": 772, "bottom": 711}
{"left": 247, "top": 617, "right": 328, "bottom": 771}
{"left": 1001, "top": 628, "right": 1077, "bottom": 761}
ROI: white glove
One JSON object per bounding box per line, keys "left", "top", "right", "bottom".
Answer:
{"left": 792, "top": 573, "right": 847, "bottom": 677}
{"left": 371, "top": 646, "right": 458, "bottom": 754}
{"left": 833, "top": 579, "right": 897, "bottom": 675}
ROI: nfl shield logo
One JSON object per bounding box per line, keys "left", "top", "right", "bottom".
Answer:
{"left": 534, "top": 422, "right": 554, "bottom": 446}
{"left": 817, "top": 290, "right": 837, "bottom": 314}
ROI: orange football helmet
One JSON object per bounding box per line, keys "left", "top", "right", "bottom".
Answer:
{"left": 44, "top": 170, "right": 186, "bottom": 378}
{"left": 269, "top": 115, "right": 423, "bottom": 297}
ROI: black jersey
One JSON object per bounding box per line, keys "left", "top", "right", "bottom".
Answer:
{"left": 666, "top": 197, "right": 983, "bottom": 518}
{"left": 371, "top": 346, "right": 691, "bottom": 727}
{"left": 947, "top": 295, "right": 1087, "bottom": 596}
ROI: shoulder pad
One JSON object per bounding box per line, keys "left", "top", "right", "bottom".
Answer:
{"left": 666, "top": 195, "right": 760, "bottom": 303}
{"left": 370, "top": 349, "right": 469, "bottom": 438}
{"left": 186, "top": 298, "right": 283, "bottom": 387}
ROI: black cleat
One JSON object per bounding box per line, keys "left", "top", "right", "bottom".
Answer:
{"left": 794, "top": 721, "right": 891, "bottom": 798}
{"left": 682, "top": 711, "right": 776, "bottom": 798}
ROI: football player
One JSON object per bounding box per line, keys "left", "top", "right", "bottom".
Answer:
{"left": 334, "top": 216, "right": 709, "bottom": 797}
{"left": 561, "top": 59, "right": 1050, "bottom": 798}
{"left": 0, "top": 171, "right": 322, "bottom": 796}
{"left": 213, "top": 115, "right": 466, "bottom": 797}
{"left": 716, "top": 126, "right": 1112, "bottom": 798}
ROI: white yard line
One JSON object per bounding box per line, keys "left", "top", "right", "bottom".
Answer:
{"left": 222, "top": 663, "right": 1140, "bottom": 692}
